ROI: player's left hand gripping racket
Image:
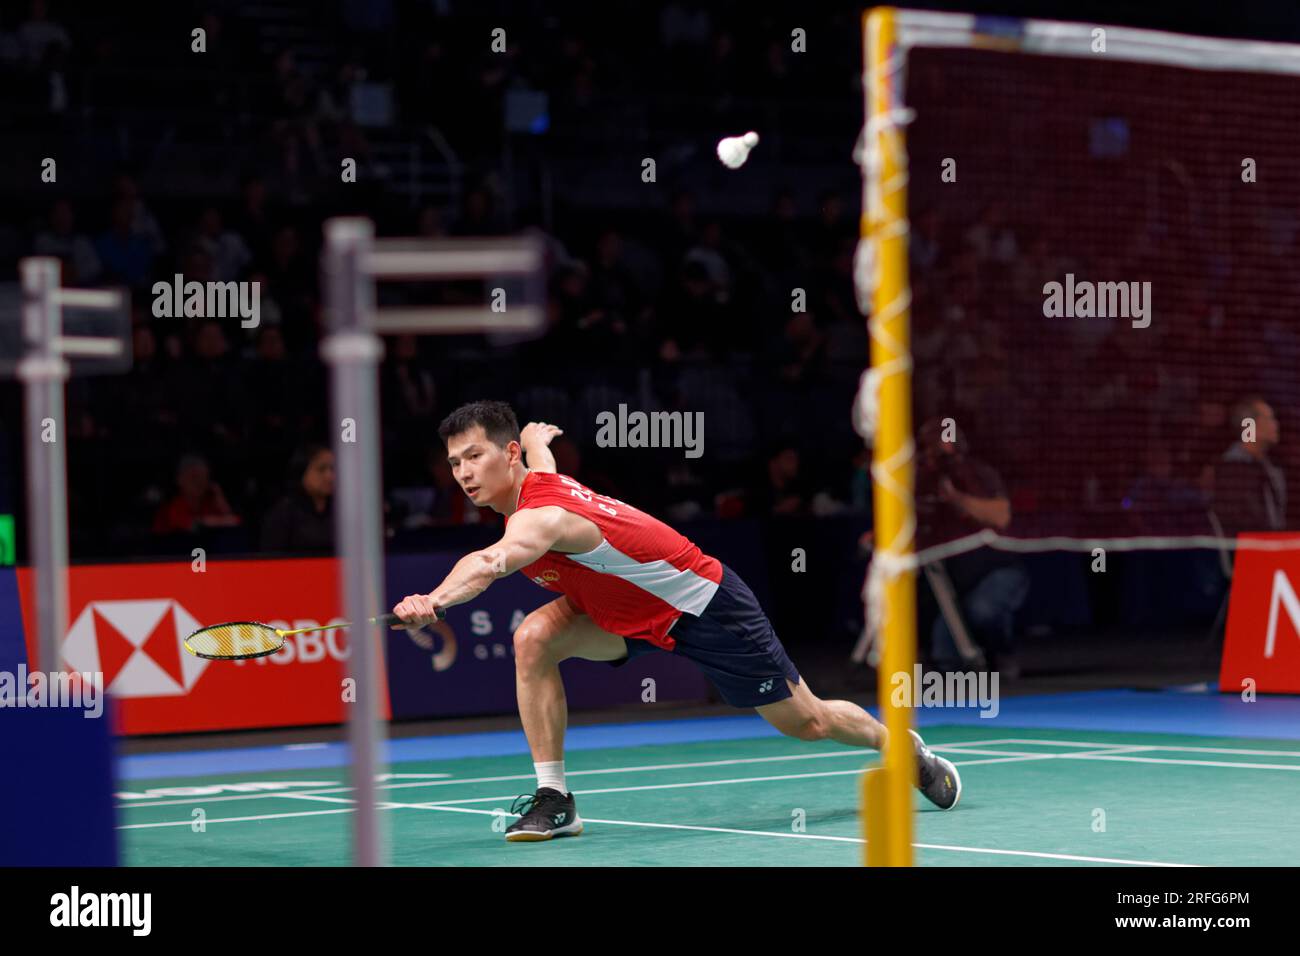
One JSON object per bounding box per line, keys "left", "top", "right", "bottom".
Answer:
{"left": 183, "top": 609, "right": 447, "bottom": 660}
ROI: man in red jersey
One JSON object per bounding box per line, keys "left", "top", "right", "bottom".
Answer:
{"left": 393, "top": 400, "right": 960, "bottom": 841}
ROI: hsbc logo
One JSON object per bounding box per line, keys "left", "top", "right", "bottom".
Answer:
{"left": 63, "top": 600, "right": 206, "bottom": 698}
{"left": 61, "top": 602, "right": 358, "bottom": 698}
{"left": 233, "top": 620, "right": 353, "bottom": 666}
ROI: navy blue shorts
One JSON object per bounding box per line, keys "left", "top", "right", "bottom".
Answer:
{"left": 613, "top": 565, "right": 801, "bottom": 708}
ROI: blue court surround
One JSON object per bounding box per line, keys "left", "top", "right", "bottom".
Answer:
{"left": 116, "top": 687, "right": 1300, "bottom": 781}
{"left": 0, "top": 568, "right": 26, "bottom": 671}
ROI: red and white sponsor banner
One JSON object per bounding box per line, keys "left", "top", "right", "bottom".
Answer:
{"left": 1220, "top": 533, "right": 1300, "bottom": 694}
{"left": 17, "top": 558, "right": 390, "bottom": 735}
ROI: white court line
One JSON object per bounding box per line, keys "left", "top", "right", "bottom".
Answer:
{"left": 940, "top": 743, "right": 1300, "bottom": 772}
{"left": 1063, "top": 754, "right": 1300, "bottom": 771}
{"left": 117, "top": 741, "right": 1291, "bottom": 835}
{"left": 116, "top": 736, "right": 1299, "bottom": 810}
{"left": 116, "top": 734, "right": 1300, "bottom": 823}
{"left": 116, "top": 753, "right": 1055, "bottom": 830}
{"left": 905, "top": 745, "right": 1152, "bottom": 758}
{"left": 112, "top": 747, "right": 1236, "bottom": 867}
{"left": 974, "top": 737, "right": 1300, "bottom": 756}
{"left": 117, "top": 807, "right": 356, "bottom": 829}
{"left": 374, "top": 799, "right": 1197, "bottom": 867}
{"left": 110, "top": 739, "right": 1128, "bottom": 810}
{"left": 113, "top": 749, "right": 881, "bottom": 809}
{"left": 296, "top": 753, "right": 1067, "bottom": 810}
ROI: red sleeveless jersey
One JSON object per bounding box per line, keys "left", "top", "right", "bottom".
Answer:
{"left": 509, "top": 471, "right": 722, "bottom": 649}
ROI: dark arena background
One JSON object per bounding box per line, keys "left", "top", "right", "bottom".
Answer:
{"left": 0, "top": 0, "right": 1296, "bottom": 930}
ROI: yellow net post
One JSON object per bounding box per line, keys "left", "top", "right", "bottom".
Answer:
{"left": 860, "top": 5, "right": 917, "bottom": 867}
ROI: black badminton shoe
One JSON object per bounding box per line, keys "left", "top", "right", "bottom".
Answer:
{"left": 910, "top": 729, "right": 962, "bottom": 810}
{"left": 505, "top": 787, "right": 584, "bottom": 842}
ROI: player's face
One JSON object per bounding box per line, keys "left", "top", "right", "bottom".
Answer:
{"left": 445, "top": 426, "right": 517, "bottom": 510}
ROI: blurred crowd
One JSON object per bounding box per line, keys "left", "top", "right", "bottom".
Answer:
{"left": 0, "top": 1, "right": 1293, "bottom": 570}
{"left": 0, "top": 1, "right": 869, "bottom": 559}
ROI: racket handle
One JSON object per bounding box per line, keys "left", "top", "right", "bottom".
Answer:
{"left": 374, "top": 607, "right": 446, "bottom": 627}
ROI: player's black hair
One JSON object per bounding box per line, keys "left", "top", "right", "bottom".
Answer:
{"left": 437, "top": 400, "right": 520, "bottom": 449}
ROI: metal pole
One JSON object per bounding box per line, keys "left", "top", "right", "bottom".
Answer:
{"left": 322, "top": 218, "right": 387, "bottom": 867}
{"left": 19, "top": 258, "right": 70, "bottom": 673}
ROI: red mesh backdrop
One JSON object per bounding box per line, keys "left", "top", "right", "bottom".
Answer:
{"left": 903, "top": 46, "right": 1300, "bottom": 546}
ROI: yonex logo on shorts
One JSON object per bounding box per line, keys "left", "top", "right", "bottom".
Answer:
{"left": 758, "top": 679, "right": 774, "bottom": 693}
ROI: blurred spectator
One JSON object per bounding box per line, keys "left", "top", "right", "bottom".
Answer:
{"left": 95, "top": 197, "right": 154, "bottom": 289}
{"left": 451, "top": 185, "right": 506, "bottom": 236}
{"left": 1124, "top": 441, "right": 1207, "bottom": 534}
{"left": 553, "top": 260, "right": 626, "bottom": 352}
{"left": 194, "top": 12, "right": 238, "bottom": 111}
{"left": 382, "top": 334, "right": 436, "bottom": 422}
{"left": 915, "top": 418, "right": 1028, "bottom": 675}
{"left": 655, "top": 189, "right": 698, "bottom": 269}
{"left": 849, "top": 446, "right": 872, "bottom": 513}
{"left": 381, "top": 334, "right": 437, "bottom": 480}
{"left": 774, "top": 311, "right": 826, "bottom": 386}
{"left": 758, "top": 187, "right": 808, "bottom": 276}
{"left": 270, "top": 48, "right": 312, "bottom": 120}
{"left": 811, "top": 189, "right": 853, "bottom": 266}
{"left": 660, "top": 1, "right": 711, "bottom": 50}
{"left": 261, "top": 444, "right": 335, "bottom": 553}
{"left": 245, "top": 324, "right": 296, "bottom": 464}
{"left": 416, "top": 204, "right": 446, "bottom": 239}
{"left": 18, "top": 0, "right": 69, "bottom": 68}
{"left": 589, "top": 228, "right": 646, "bottom": 324}
{"left": 750, "top": 446, "right": 812, "bottom": 517}
{"left": 1212, "top": 396, "right": 1286, "bottom": 539}
{"left": 683, "top": 219, "right": 732, "bottom": 303}
{"left": 193, "top": 206, "right": 252, "bottom": 282}
{"left": 174, "top": 320, "right": 248, "bottom": 463}
{"left": 756, "top": 37, "right": 794, "bottom": 95}
{"left": 265, "top": 120, "right": 325, "bottom": 206}
{"left": 152, "top": 455, "right": 240, "bottom": 534}
{"left": 111, "top": 174, "right": 167, "bottom": 257}
{"left": 963, "top": 200, "right": 1018, "bottom": 266}
{"left": 700, "top": 30, "right": 738, "bottom": 102}
{"left": 233, "top": 174, "right": 274, "bottom": 265}
{"left": 34, "top": 198, "right": 100, "bottom": 284}
{"left": 263, "top": 225, "right": 316, "bottom": 339}
{"left": 910, "top": 208, "right": 943, "bottom": 274}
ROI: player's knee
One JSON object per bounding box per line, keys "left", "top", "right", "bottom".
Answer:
{"left": 512, "top": 619, "right": 557, "bottom": 669}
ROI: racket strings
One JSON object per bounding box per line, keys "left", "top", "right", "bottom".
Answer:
{"left": 185, "top": 622, "right": 282, "bottom": 659}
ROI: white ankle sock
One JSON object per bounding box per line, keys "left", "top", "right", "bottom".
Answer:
{"left": 535, "top": 760, "right": 566, "bottom": 793}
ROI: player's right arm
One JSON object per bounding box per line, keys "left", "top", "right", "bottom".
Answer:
{"left": 392, "top": 506, "right": 567, "bottom": 625}
{"left": 520, "top": 421, "right": 563, "bottom": 474}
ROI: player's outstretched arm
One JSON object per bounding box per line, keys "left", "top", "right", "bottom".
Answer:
{"left": 392, "top": 507, "right": 565, "bottom": 624}
{"left": 520, "top": 421, "right": 563, "bottom": 474}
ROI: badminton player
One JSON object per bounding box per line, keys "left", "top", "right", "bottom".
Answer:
{"left": 393, "top": 400, "right": 960, "bottom": 841}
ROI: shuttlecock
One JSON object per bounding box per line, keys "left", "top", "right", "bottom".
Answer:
{"left": 716, "top": 131, "right": 759, "bottom": 169}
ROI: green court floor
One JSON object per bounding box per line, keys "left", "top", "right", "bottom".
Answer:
{"left": 117, "top": 726, "right": 1300, "bottom": 866}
